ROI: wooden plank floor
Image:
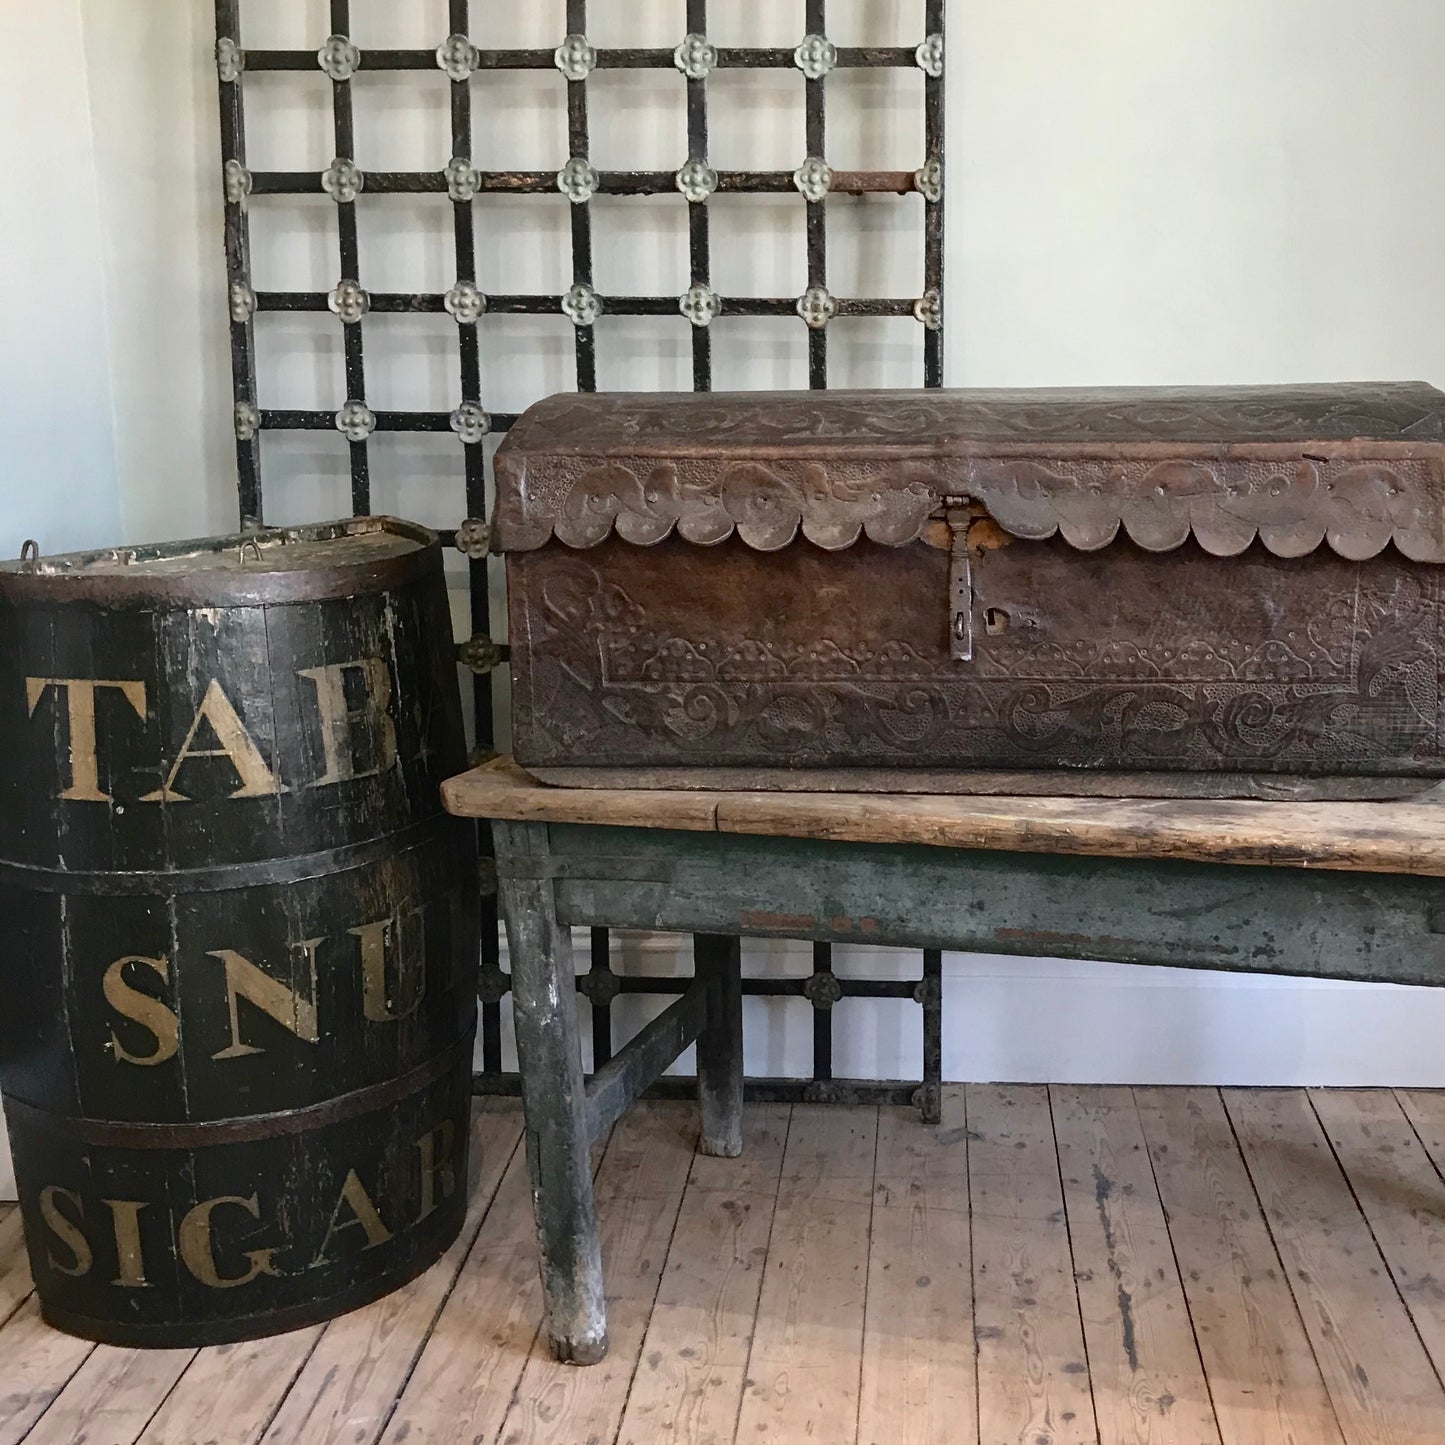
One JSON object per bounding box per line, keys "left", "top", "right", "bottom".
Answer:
{"left": 1, "top": 1088, "right": 1443, "bottom": 1445}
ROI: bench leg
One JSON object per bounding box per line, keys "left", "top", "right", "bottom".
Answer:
{"left": 694, "top": 934, "right": 744, "bottom": 1158}
{"left": 494, "top": 819, "right": 607, "bottom": 1365}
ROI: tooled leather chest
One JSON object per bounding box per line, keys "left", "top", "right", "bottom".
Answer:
{"left": 492, "top": 383, "right": 1445, "bottom": 798}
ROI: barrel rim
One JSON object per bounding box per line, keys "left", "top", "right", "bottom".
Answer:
{"left": 0, "top": 517, "right": 441, "bottom": 607}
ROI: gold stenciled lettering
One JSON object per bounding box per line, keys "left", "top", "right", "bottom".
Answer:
{"left": 311, "top": 1170, "right": 393, "bottom": 1266}
{"left": 209, "top": 941, "right": 322, "bottom": 1060}
{"left": 25, "top": 678, "right": 147, "bottom": 802}
{"left": 102, "top": 955, "right": 180, "bottom": 1067}
{"left": 39, "top": 1185, "right": 92, "bottom": 1278}
{"left": 348, "top": 912, "right": 426, "bottom": 1024}
{"left": 141, "top": 678, "right": 284, "bottom": 802}
{"left": 414, "top": 1120, "right": 457, "bottom": 1224}
{"left": 101, "top": 1199, "right": 150, "bottom": 1287}
{"left": 297, "top": 659, "right": 398, "bottom": 786}
{"left": 178, "top": 1194, "right": 279, "bottom": 1289}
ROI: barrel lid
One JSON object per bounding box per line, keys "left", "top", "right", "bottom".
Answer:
{"left": 0, "top": 517, "right": 440, "bottom": 606}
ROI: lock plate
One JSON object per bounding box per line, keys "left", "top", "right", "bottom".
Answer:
{"left": 947, "top": 507, "right": 973, "bottom": 661}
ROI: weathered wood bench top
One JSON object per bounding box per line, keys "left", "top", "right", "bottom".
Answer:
{"left": 443, "top": 757, "right": 1445, "bottom": 878}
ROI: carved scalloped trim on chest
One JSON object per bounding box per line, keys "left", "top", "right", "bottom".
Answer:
{"left": 494, "top": 455, "right": 1445, "bottom": 563}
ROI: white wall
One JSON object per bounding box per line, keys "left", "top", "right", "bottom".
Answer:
{"left": 952, "top": 1, "right": 1445, "bottom": 387}
{"left": 81, "top": 0, "right": 239, "bottom": 544}
{"left": 2, "top": 1, "right": 1445, "bottom": 1215}
{"left": 0, "top": 0, "right": 132, "bottom": 1200}
{"left": 0, "top": 1, "right": 124, "bottom": 556}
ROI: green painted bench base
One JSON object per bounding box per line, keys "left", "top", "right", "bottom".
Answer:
{"left": 493, "top": 815, "right": 1445, "bottom": 1363}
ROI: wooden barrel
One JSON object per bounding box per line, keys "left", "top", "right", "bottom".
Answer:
{"left": 0, "top": 519, "right": 479, "bottom": 1346}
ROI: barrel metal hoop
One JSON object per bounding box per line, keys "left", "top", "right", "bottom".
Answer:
{"left": 0, "top": 518, "right": 443, "bottom": 607}
{"left": 1, "top": 1026, "right": 476, "bottom": 1149}
{"left": 0, "top": 815, "right": 475, "bottom": 895}
{"left": 0, "top": 548, "right": 439, "bottom": 608}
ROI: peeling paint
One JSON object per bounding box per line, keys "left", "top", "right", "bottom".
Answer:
{"left": 826, "top": 913, "right": 880, "bottom": 935}
{"left": 739, "top": 910, "right": 816, "bottom": 932}
{"left": 995, "top": 926, "right": 1235, "bottom": 958}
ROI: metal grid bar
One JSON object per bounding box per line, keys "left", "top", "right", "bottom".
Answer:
{"left": 240, "top": 49, "right": 923, "bottom": 72}
{"left": 245, "top": 169, "right": 921, "bottom": 195}
{"left": 213, "top": 2, "right": 945, "bottom": 1121}
{"left": 685, "top": 0, "right": 710, "bottom": 393}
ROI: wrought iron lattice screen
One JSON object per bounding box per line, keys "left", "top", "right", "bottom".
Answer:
{"left": 213, "top": 0, "right": 947, "bottom": 1119}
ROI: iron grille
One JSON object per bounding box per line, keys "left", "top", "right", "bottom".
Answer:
{"left": 214, "top": 0, "right": 947, "bottom": 1120}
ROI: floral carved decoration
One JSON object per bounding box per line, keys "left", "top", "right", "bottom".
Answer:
{"left": 494, "top": 451, "right": 1445, "bottom": 563}
{"left": 503, "top": 460, "right": 943, "bottom": 553}
{"left": 968, "top": 458, "right": 1445, "bottom": 562}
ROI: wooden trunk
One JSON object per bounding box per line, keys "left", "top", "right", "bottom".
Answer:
{"left": 0, "top": 519, "right": 478, "bottom": 1346}
{"left": 494, "top": 385, "right": 1445, "bottom": 798}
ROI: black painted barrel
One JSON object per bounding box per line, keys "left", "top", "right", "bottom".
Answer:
{"left": 0, "top": 518, "right": 478, "bottom": 1346}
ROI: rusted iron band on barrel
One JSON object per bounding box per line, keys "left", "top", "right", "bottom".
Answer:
{"left": 0, "top": 817, "right": 478, "bottom": 895}
{"left": 1, "top": 1028, "right": 475, "bottom": 1148}
{"left": 0, "top": 517, "right": 439, "bottom": 608}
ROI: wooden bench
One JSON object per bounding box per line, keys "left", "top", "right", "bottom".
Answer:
{"left": 443, "top": 756, "right": 1445, "bottom": 1364}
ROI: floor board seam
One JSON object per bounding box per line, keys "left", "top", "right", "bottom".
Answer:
{"left": 366, "top": 1122, "right": 526, "bottom": 1445}
{"left": 730, "top": 1104, "right": 793, "bottom": 1445}
{"left": 851, "top": 1104, "right": 882, "bottom": 1445}
{"left": 607, "top": 1108, "right": 702, "bottom": 1445}
{"left": 12, "top": 1339, "right": 97, "bottom": 1445}
{"left": 1127, "top": 1086, "right": 1225, "bottom": 1444}
{"left": 1046, "top": 1085, "right": 1104, "bottom": 1445}
{"left": 125, "top": 1349, "right": 201, "bottom": 1445}
{"left": 252, "top": 1330, "right": 329, "bottom": 1445}
{"left": 0, "top": 1288, "right": 36, "bottom": 1337}
{"left": 965, "top": 1087, "right": 982, "bottom": 1445}
{"left": 1306, "top": 1090, "right": 1445, "bottom": 1401}
{"left": 479, "top": 1121, "right": 604, "bottom": 1445}
{"left": 1218, "top": 1087, "right": 1352, "bottom": 1445}
{"left": 1394, "top": 1090, "right": 1445, "bottom": 1190}
{"left": 960, "top": 1087, "right": 980, "bottom": 1445}
{"left": 484, "top": 1119, "right": 620, "bottom": 1445}
{"left": 487, "top": 1113, "right": 656, "bottom": 1445}
{"left": 487, "top": 1302, "right": 547, "bottom": 1445}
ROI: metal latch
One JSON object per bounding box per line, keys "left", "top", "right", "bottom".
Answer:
{"left": 946, "top": 507, "right": 973, "bottom": 661}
